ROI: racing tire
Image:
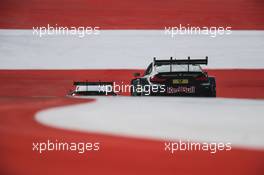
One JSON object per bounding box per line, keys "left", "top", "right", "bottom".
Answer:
{"left": 208, "top": 77, "right": 216, "bottom": 97}
{"left": 130, "top": 79, "right": 141, "bottom": 96}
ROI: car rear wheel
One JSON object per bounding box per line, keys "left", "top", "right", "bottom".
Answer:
{"left": 208, "top": 77, "right": 216, "bottom": 97}
{"left": 131, "top": 79, "right": 141, "bottom": 96}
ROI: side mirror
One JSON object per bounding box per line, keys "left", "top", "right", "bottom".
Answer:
{"left": 133, "top": 72, "right": 140, "bottom": 77}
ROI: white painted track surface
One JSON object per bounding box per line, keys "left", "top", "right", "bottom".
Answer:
{"left": 0, "top": 30, "right": 264, "bottom": 69}
{"left": 36, "top": 97, "right": 264, "bottom": 149}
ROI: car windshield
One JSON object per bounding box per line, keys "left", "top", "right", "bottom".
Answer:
{"left": 155, "top": 64, "right": 202, "bottom": 72}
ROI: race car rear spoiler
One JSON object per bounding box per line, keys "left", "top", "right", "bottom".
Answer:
{"left": 74, "top": 82, "right": 114, "bottom": 86}
{"left": 153, "top": 56, "right": 208, "bottom": 65}
{"left": 70, "top": 81, "right": 116, "bottom": 96}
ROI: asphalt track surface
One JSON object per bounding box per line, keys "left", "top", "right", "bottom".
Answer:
{"left": 0, "top": 0, "right": 264, "bottom": 175}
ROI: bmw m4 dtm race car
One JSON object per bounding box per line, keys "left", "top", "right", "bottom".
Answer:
{"left": 130, "top": 57, "right": 216, "bottom": 97}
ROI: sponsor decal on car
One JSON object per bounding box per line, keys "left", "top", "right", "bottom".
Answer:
{"left": 172, "top": 79, "right": 189, "bottom": 84}
{"left": 167, "top": 86, "right": 195, "bottom": 94}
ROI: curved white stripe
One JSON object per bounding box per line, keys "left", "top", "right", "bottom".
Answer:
{"left": 35, "top": 97, "right": 264, "bottom": 149}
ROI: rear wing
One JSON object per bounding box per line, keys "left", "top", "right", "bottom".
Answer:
{"left": 70, "top": 81, "right": 116, "bottom": 96}
{"left": 153, "top": 56, "right": 208, "bottom": 66}
{"left": 74, "top": 82, "right": 114, "bottom": 86}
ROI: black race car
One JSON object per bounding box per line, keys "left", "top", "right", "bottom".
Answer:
{"left": 130, "top": 57, "right": 216, "bottom": 97}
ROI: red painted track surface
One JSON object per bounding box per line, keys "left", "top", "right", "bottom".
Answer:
{"left": 0, "top": 70, "right": 264, "bottom": 98}
{"left": 0, "top": 70, "right": 264, "bottom": 175}
{"left": 0, "top": 0, "right": 264, "bottom": 29}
